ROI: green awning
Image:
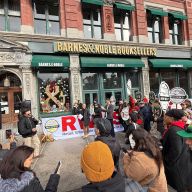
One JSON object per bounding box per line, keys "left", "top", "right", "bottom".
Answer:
{"left": 169, "top": 12, "right": 187, "bottom": 20}
{"left": 147, "top": 8, "right": 168, "bottom": 16}
{"left": 82, "top": 0, "right": 103, "bottom": 6}
{"left": 149, "top": 59, "right": 192, "bottom": 68}
{"left": 80, "top": 57, "right": 144, "bottom": 68}
{"left": 32, "top": 55, "right": 69, "bottom": 68}
{"left": 115, "top": 3, "right": 135, "bottom": 11}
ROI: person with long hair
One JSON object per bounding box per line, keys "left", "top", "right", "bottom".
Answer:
{"left": 123, "top": 128, "right": 168, "bottom": 192}
{"left": 0, "top": 145, "right": 60, "bottom": 192}
{"left": 162, "top": 109, "right": 192, "bottom": 192}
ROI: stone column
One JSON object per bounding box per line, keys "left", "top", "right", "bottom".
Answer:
{"left": 141, "top": 57, "right": 150, "bottom": 98}
{"left": 20, "top": 65, "right": 38, "bottom": 118}
{"left": 69, "top": 54, "right": 83, "bottom": 104}
{"left": 20, "top": 0, "right": 34, "bottom": 33}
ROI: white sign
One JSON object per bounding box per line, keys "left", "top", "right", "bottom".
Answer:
{"left": 127, "top": 79, "right": 132, "bottom": 96}
{"left": 42, "top": 113, "right": 124, "bottom": 140}
{"left": 158, "top": 81, "right": 170, "bottom": 111}
{"left": 170, "top": 87, "right": 188, "bottom": 104}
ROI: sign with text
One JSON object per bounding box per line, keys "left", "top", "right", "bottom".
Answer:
{"left": 42, "top": 112, "right": 124, "bottom": 140}
{"left": 54, "top": 42, "right": 157, "bottom": 57}
{"left": 170, "top": 87, "right": 188, "bottom": 104}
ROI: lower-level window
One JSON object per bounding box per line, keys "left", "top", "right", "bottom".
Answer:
{"left": 38, "top": 72, "right": 70, "bottom": 113}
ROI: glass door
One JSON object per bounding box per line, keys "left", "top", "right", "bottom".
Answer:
{"left": 83, "top": 91, "right": 99, "bottom": 108}
{"left": 103, "top": 90, "right": 122, "bottom": 106}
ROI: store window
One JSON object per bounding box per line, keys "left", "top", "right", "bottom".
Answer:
{"left": 33, "top": 0, "right": 60, "bottom": 35}
{"left": 147, "top": 12, "right": 162, "bottom": 43}
{"left": 0, "top": 0, "right": 21, "bottom": 32}
{"left": 178, "top": 70, "right": 188, "bottom": 94}
{"left": 82, "top": 3, "right": 102, "bottom": 39}
{"left": 82, "top": 73, "right": 98, "bottom": 90}
{"left": 169, "top": 17, "right": 182, "bottom": 45}
{"left": 149, "top": 71, "right": 160, "bottom": 95}
{"left": 38, "top": 72, "right": 70, "bottom": 113}
{"left": 161, "top": 71, "right": 177, "bottom": 90}
{"left": 103, "top": 72, "right": 121, "bottom": 89}
{"left": 114, "top": 8, "right": 131, "bottom": 41}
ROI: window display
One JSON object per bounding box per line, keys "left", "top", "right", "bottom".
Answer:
{"left": 38, "top": 73, "right": 70, "bottom": 113}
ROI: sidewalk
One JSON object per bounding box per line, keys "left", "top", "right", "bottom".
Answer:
{"left": 33, "top": 132, "right": 176, "bottom": 192}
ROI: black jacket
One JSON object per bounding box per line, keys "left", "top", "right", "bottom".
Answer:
{"left": 0, "top": 171, "right": 60, "bottom": 192}
{"left": 18, "top": 116, "right": 38, "bottom": 138}
{"left": 82, "top": 172, "right": 125, "bottom": 192}
{"left": 162, "top": 125, "right": 192, "bottom": 191}
{"left": 95, "top": 136, "right": 121, "bottom": 169}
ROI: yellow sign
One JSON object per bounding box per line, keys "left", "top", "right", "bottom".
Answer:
{"left": 54, "top": 42, "right": 157, "bottom": 56}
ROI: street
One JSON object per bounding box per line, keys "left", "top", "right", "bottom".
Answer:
{"left": 33, "top": 132, "right": 176, "bottom": 192}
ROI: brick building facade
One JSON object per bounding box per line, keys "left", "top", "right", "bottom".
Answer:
{"left": 0, "top": 0, "right": 192, "bottom": 130}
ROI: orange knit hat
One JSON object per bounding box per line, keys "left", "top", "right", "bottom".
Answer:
{"left": 81, "top": 141, "right": 114, "bottom": 183}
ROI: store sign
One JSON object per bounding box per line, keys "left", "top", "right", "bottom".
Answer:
{"left": 158, "top": 81, "right": 170, "bottom": 111}
{"left": 170, "top": 87, "right": 188, "bottom": 104}
{"left": 170, "top": 64, "right": 183, "bottom": 68}
{"left": 38, "top": 62, "right": 63, "bottom": 67}
{"left": 107, "top": 64, "right": 125, "bottom": 67}
{"left": 54, "top": 42, "right": 157, "bottom": 57}
{"left": 42, "top": 113, "right": 124, "bottom": 140}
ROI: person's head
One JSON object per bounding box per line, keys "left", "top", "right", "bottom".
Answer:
{"left": 82, "top": 103, "right": 86, "bottom": 109}
{"left": 131, "top": 128, "right": 162, "bottom": 173}
{"left": 177, "top": 125, "right": 192, "bottom": 149}
{"left": 139, "top": 101, "right": 145, "bottom": 107}
{"left": 129, "top": 112, "right": 138, "bottom": 123}
{"left": 22, "top": 108, "right": 31, "bottom": 118}
{"left": 106, "top": 99, "right": 110, "bottom": 105}
{"left": 81, "top": 141, "right": 114, "bottom": 183}
{"left": 0, "top": 145, "right": 34, "bottom": 180}
{"left": 94, "top": 118, "right": 111, "bottom": 137}
{"left": 164, "top": 109, "right": 184, "bottom": 125}
{"left": 119, "top": 99, "right": 123, "bottom": 105}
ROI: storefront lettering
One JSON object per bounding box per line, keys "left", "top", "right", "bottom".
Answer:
{"left": 107, "top": 64, "right": 125, "bottom": 67}
{"left": 54, "top": 42, "right": 157, "bottom": 57}
{"left": 38, "top": 62, "right": 63, "bottom": 67}
{"left": 170, "top": 64, "right": 183, "bottom": 68}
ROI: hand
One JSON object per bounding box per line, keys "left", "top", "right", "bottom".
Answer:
{"left": 32, "top": 128, "right": 37, "bottom": 132}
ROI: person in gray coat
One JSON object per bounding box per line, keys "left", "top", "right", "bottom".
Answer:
{"left": 81, "top": 104, "right": 90, "bottom": 139}
{"left": 102, "top": 99, "right": 115, "bottom": 137}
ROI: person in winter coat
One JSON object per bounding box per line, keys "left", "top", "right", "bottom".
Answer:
{"left": 81, "top": 103, "right": 90, "bottom": 138}
{"left": 18, "top": 108, "right": 41, "bottom": 157}
{"left": 94, "top": 118, "right": 121, "bottom": 169}
{"left": 0, "top": 145, "right": 60, "bottom": 192}
{"left": 123, "top": 128, "right": 168, "bottom": 192}
{"left": 162, "top": 109, "right": 192, "bottom": 192}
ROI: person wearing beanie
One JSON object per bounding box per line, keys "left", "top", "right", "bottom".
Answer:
{"left": 81, "top": 141, "right": 125, "bottom": 192}
{"left": 94, "top": 118, "right": 121, "bottom": 170}
{"left": 162, "top": 109, "right": 192, "bottom": 192}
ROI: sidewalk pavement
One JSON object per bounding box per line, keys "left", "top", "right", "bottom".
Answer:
{"left": 33, "top": 132, "right": 176, "bottom": 192}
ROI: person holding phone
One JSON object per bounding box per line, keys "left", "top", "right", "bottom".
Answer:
{"left": 0, "top": 145, "right": 60, "bottom": 192}
{"left": 18, "top": 108, "right": 41, "bottom": 158}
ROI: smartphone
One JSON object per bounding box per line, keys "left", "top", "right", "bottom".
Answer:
{"left": 54, "top": 161, "right": 62, "bottom": 174}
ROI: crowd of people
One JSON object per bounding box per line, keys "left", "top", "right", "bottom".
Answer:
{"left": 0, "top": 96, "right": 192, "bottom": 192}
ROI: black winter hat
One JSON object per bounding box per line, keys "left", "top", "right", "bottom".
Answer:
{"left": 165, "top": 109, "right": 185, "bottom": 120}
{"left": 95, "top": 118, "right": 111, "bottom": 136}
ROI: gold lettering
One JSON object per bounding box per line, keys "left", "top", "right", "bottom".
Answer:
{"left": 129, "top": 48, "right": 134, "bottom": 55}
{"left": 68, "top": 43, "right": 73, "bottom": 52}
{"left": 137, "top": 48, "right": 141, "bottom": 55}
{"left": 82, "top": 44, "right": 88, "bottom": 53}
{"left": 56, "top": 42, "right": 63, "bottom": 51}
{"left": 112, "top": 46, "right": 117, "bottom": 54}
{"left": 73, "top": 43, "right": 79, "bottom": 52}
{"left": 152, "top": 48, "right": 157, "bottom": 56}
{"left": 121, "top": 46, "right": 126, "bottom": 55}
{"left": 100, "top": 45, "right": 104, "bottom": 54}
{"left": 125, "top": 47, "right": 130, "bottom": 55}
{"left": 79, "top": 44, "right": 83, "bottom": 52}
{"left": 104, "top": 45, "right": 109, "bottom": 54}
{"left": 143, "top": 48, "right": 146, "bottom": 56}
{"left": 108, "top": 45, "right": 113, "bottom": 54}
{"left": 117, "top": 46, "right": 122, "bottom": 54}
{"left": 95, "top": 45, "right": 100, "bottom": 53}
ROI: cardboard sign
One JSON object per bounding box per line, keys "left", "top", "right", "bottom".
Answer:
{"left": 158, "top": 81, "right": 170, "bottom": 111}
{"left": 170, "top": 87, "right": 188, "bottom": 104}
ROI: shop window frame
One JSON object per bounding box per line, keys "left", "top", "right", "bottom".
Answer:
{"left": 169, "top": 15, "right": 182, "bottom": 45}
{"left": 147, "top": 11, "right": 163, "bottom": 44}
{"left": 82, "top": 3, "right": 103, "bottom": 39}
{"left": 0, "top": 0, "right": 21, "bottom": 32}
{"left": 113, "top": 8, "right": 132, "bottom": 41}
{"left": 33, "top": 0, "right": 60, "bottom": 35}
